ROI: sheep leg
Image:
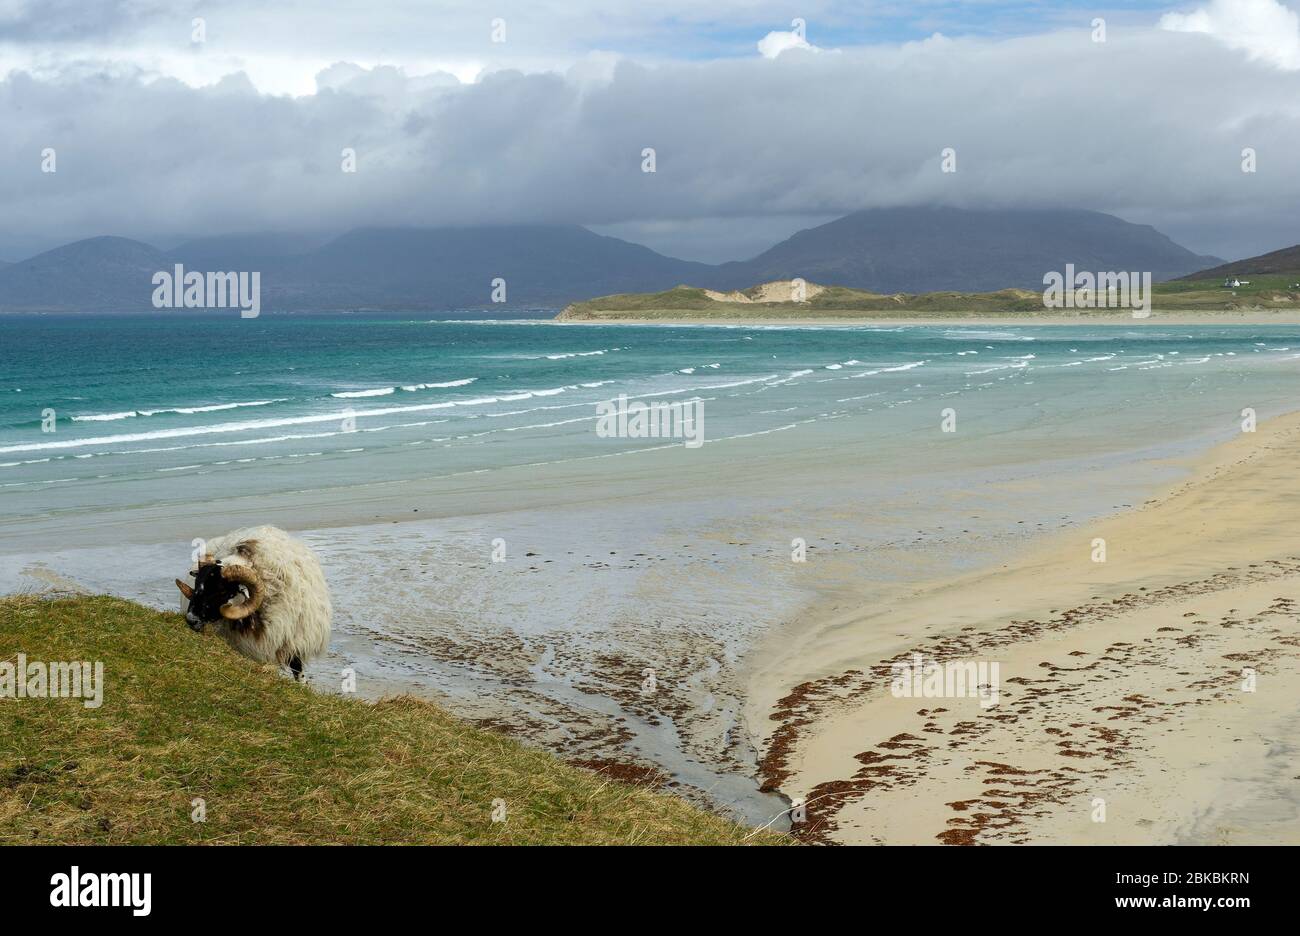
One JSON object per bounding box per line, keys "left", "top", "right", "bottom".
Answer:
{"left": 289, "top": 656, "right": 303, "bottom": 681}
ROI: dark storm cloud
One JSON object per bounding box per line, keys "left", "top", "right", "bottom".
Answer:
{"left": 2, "top": 13, "right": 1300, "bottom": 260}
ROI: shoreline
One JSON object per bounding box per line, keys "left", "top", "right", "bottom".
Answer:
{"left": 8, "top": 316, "right": 1299, "bottom": 836}
{"left": 556, "top": 310, "right": 1300, "bottom": 327}
{"left": 745, "top": 410, "right": 1300, "bottom": 844}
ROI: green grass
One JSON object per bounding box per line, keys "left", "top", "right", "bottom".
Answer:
{"left": 0, "top": 594, "right": 775, "bottom": 845}
{"left": 558, "top": 284, "right": 1045, "bottom": 320}
{"left": 557, "top": 278, "right": 1300, "bottom": 321}
{"left": 1154, "top": 273, "right": 1300, "bottom": 306}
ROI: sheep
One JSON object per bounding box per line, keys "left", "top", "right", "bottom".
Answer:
{"left": 174, "top": 526, "right": 331, "bottom": 680}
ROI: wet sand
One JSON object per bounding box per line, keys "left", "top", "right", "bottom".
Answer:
{"left": 746, "top": 412, "right": 1300, "bottom": 844}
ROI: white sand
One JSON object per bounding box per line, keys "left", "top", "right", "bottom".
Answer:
{"left": 746, "top": 412, "right": 1300, "bottom": 844}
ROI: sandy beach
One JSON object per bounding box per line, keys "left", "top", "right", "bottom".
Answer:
{"left": 746, "top": 411, "right": 1300, "bottom": 844}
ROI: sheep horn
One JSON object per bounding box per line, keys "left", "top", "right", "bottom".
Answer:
{"left": 219, "top": 563, "right": 264, "bottom": 620}
{"left": 175, "top": 578, "right": 194, "bottom": 600}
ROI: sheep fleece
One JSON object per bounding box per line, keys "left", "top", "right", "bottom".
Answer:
{"left": 203, "top": 525, "right": 331, "bottom": 666}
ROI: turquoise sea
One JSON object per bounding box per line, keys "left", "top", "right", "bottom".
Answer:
{"left": 3, "top": 313, "right": 1299, "bottom": 531}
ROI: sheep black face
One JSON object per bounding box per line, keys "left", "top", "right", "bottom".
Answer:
{"left": 175, "top": 560, "right": 264, "bottom": 632}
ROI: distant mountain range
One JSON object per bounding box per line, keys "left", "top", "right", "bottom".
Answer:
{"left": 0, "top": 208, "right": 1228, "bottom": 313}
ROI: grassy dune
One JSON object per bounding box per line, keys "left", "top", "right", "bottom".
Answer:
{"left": 557, "top": 284, "right": 1046, "bottom": 320}
{"left": 557, "top": 278, "right": 1300, "bottom": 321}
{"left": 0, "top": 595, "right": 771, "bottom": 845}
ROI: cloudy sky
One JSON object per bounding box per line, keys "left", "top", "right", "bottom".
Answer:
{"left": 1, "top": 0, "right": 1298, "bottom": 262}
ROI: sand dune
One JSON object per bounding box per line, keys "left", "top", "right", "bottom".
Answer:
{"left": 702, "top": 281, "right": 829, "bottom": 304}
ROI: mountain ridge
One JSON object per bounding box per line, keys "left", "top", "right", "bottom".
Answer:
{"left": 0, "top": 209, "right": 1226, "bottom": 313}
{"left": 711, "top": 207, "right": 1222, "bottom": 294}
{"left": 1177, "top": 244, "right": 1300, "bottom": 281}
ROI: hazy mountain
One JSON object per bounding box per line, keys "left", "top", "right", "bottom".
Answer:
{"left": 1179, "top": 244, "right": 1300, "bottom": 281}
{"left": 0, "top": 236, "right": 168, "bottom": 312}
{"left": 708, "top": 207, "right": 1222, "bottom": 294}
{"left": 0, "top": 209, "right": 1225, "bottom": 313}
{"left": 168, "top": 232, "right": 335, "bottom": 271}
{"left": 0, "top": 226, "right": 708, "bottom": 313}
{"left": 274, "top": 226, "right": 713, "bottom": 309}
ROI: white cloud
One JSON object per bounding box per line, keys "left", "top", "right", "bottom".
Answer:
{"left": 0, "top": 0, "right": 838, "bottom": 94}
{"left": 1161, "top": 0, "right": 1300, "bottom": 70}
{"left": 757, "top": 29, "right": 818, "bottom": 58}
{"left": 2, "top": 22, "right": 1300, "bottom": 260}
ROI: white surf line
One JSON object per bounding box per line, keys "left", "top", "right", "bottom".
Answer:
{"left": 0, "top": 380, "right": 654, "bottom": 455}
{"left": 0, "top": 418, "right": 459, "bottom": 466}
{"left": 0, "top": 374, "right": 785, "bottom": 458}
{"left": 814, "top": 360, "right": 929, "bottom": 383}
{"left": 71, "top": 399, "right": 286, "bottom": 422}
{"left": 400, "top": 378, "right": 478, "bottom": 391}
{"left": 331, "top": 387, "right": 395, "bottom": 398}
{"left": 543, "top": 347, "right": 625, "bottom": 360}
{"left": 1, "top": 477, "right": 80, "bottom": 488}
{"left": 332, "top": 377, "right": 480, "bottom": 398}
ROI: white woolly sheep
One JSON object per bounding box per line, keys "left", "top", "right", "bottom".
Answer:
{"left": 175, "top": 525, "right": 331, "bottom": 680}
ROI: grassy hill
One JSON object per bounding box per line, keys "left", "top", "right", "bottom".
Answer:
{"left": 0, "top": 595, "right": 772, "bottom": 845}
{"left": 558, "top": 284, "right": 1048, "bottom": 321}
{"left": 1150, "top": 274, "right": 1300, "bottom": 307}
{"left": 558, "top": 279, "right": 1300, "bottom": 321}
{"left": 1154, "top": 243, "right": 1300, "bottom": 309}
{"left": 1177, "top": 244, "right": 1300, "bottom": 281}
